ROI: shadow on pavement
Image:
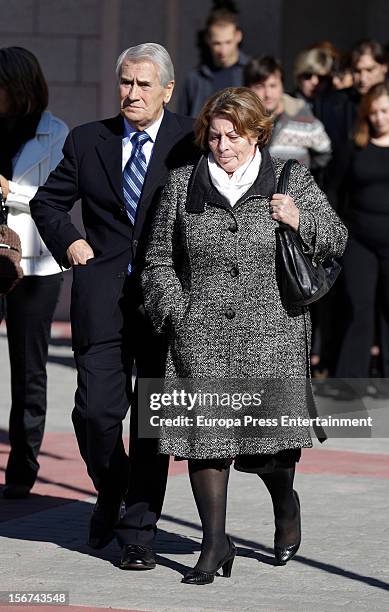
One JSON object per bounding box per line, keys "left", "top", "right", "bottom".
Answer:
{"left": 0, "top": 497, "right": 389, "bottom": 588}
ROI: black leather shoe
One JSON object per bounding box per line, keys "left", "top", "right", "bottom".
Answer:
{"left": 274, "top": 490, "right": 301, "bottom": 565}
{"left": 119, "top": 545, "right": 156, "bottom": 570}
{"left": 88, "top": 496, "right": 122, "bottom": 549}
{"left": 2, "top": 484, "right": 32, "bottom": 499}
{"left": 181, "top": 536, "right": 236, "bottom": 585}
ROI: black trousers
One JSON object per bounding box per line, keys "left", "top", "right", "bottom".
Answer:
{"left": 0, "top": 274, "right": 62, "bottom": 487}
{"left": 336, "top": 236, "right": 389, "bottom": 378}
{"left": 72, "top": 304, "right": 169, "bottom": 547}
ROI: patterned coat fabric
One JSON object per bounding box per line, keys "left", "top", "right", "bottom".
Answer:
{"left": 141, "top": 147, "right": 348, "bottom": 458}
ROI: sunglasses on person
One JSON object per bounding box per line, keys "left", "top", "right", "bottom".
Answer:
{"left": 299, "top": 72, "right": 327, "bottom": 81}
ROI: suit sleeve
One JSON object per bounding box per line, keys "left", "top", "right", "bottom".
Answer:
{"left": 140, "top": 170, "right": 187, "bottom": 333}
{"left": 30, "top": 130, "right": 83, "bottom": 268}
{"left": 292, "top": 162, "right": 348, "bottom": 262}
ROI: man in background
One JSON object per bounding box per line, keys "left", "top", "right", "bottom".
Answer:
{"left": 244, "top": 55, "right": 331, "bottom": 175}
{"left": 179, "top": 8, "right": 249, "bottom": 117}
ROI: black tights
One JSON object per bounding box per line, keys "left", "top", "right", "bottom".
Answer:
{"left": 188, "top": 460, "right": 230, "bottom": 571}
{"left": 259, "top": 466, "right": 299, "bottom": 546}
{"left": 188, "top": 460, "right": 299, "bottom": 569}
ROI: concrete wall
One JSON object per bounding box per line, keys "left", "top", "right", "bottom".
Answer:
{"left": 1, "top": 0, "right": 388, "bottom": 319}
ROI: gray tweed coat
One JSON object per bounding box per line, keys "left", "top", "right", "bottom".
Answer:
{"left": 141, "top": 147, "right": 348, "bottom": 458}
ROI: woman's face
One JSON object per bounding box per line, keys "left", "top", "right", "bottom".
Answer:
{"left": 0, "top": 87, "right": 11, "bottom": 116}
{"left": 369, "top": 94, "right": 389, "bottom": 137}
{"left": 298, "top": 73, "right": 320, "bottom": 99}
{"left": 208, "top": 115, "right": 257, "bottom": 174}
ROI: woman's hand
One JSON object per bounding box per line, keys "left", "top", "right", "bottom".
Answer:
{"left": 270, "top": 193, "right": 300, "bottom": 232}
{"left": 0, "top": 175, "right": 10, "bottom": 200}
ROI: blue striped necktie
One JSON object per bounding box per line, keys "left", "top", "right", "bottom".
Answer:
{"left": 123, "top": 131, "right": 150, "bottom": 226}
{"left": 123, "top": 131, "right": 150, "bottom": 274}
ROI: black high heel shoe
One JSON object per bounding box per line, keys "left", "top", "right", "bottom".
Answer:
{"left": 274, "top": 490, "right": 301, "bottom": 566}
{"left": 181, "top": 535, "right": 236, "bottom": 585}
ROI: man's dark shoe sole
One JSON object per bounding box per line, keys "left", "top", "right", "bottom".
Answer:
{"left": 119, "top": 560, "right": 156, "bottom": 570}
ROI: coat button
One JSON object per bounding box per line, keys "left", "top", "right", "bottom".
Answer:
{"left": 225, "top": 308, "right": 236, "bottom": 319}
{"left": 230, "top": 266, "right": 239, "bottom": 278}
{"left": 228, "top": 221, "right": 237, "bottom": 232}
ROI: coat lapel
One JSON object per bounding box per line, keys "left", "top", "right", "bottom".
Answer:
{"left": 95, "top": 115, "right": 124, "bottom": 209}
{"left": 134, "top": 110, "right": 185, "bottom": 237}
{"left": 140, "top": 110, "right": 180, "bottom": 205}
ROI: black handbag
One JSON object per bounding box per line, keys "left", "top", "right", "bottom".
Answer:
{"left": 275, "top": 159, "right": 341, "bottom": 308}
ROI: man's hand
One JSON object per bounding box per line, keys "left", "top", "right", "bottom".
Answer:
{"left": 0, "top": 175, "right": 10, "bottom": 200}
{"left": 67, "top": 239, "right": 95, "bottom": 265}
{"left": 270, "top": 193, "right": 300, "bottom": 232}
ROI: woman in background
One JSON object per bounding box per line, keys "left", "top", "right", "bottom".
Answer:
{"left": 327, "top": 81, "right": 389, "bottom": 389}
{"left": 0, "top": 47, "right": 68, "bottom": 498}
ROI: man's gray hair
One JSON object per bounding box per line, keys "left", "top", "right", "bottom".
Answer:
{"left": 116, "top": 43, "right": 175, "bottom": 86}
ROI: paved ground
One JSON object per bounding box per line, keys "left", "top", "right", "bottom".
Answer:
{"left": 0, "top": 325, "right": 388, "bottom": 612}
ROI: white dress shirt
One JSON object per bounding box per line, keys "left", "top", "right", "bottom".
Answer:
{"left": 207, "top": 147, "right": 262, "bottom": 206}
{"left": 122, "top": 111, "right": 164, "bottom": 171}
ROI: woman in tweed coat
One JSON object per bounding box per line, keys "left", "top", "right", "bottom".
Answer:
{"left": 141, "top": 88, "right": 347, "bottom": 583}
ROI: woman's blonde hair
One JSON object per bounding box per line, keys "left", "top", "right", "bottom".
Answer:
{"left": 195, "top": 87, "right": 273, "bottom": 151}
{"left": 354, "top": 81, "right": 389, "bottom": 147}
{"left": 294, "top": 48, "right": 333, "bottom": 81}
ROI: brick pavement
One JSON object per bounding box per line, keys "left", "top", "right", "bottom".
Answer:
{"left": 0, "top": 331, "right": 389, "bottom": 612}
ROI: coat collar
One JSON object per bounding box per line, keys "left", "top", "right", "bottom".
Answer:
{"left": 186, "top": 146, "right": 276, "bottom": 213}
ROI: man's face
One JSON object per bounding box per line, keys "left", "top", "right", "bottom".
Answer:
{"left": 353, "top": 53, "right": 387, "bottom": 95}
{"left": 249, "top": 72, "right": 284, "bottom": 114}
{"left": 119, "top": 60, "right": 174, "bottom": 129}
{"left": 207, "top": 23, "right": 242, "bottom": 68}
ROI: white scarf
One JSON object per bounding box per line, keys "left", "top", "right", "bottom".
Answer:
{"left": 207, "top": 147, "right": 262, "bottom": 206}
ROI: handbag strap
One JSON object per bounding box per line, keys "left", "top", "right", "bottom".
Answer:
{"left": 275, "top": 159, "right": 299, "bottom": 231}
{"left": 276, "top": 159, "right": 298, "bottom": 195}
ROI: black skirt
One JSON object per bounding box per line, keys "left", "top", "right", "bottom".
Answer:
{"left": 234, "top": 448, "right": 301, "bottom": 474}
{"left": 174, "top": 448, "right": 301, "bottom": 474}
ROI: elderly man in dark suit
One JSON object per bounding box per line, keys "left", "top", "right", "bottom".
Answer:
{"left": 30, "top": 43, "right": 195, "bottom": 570}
